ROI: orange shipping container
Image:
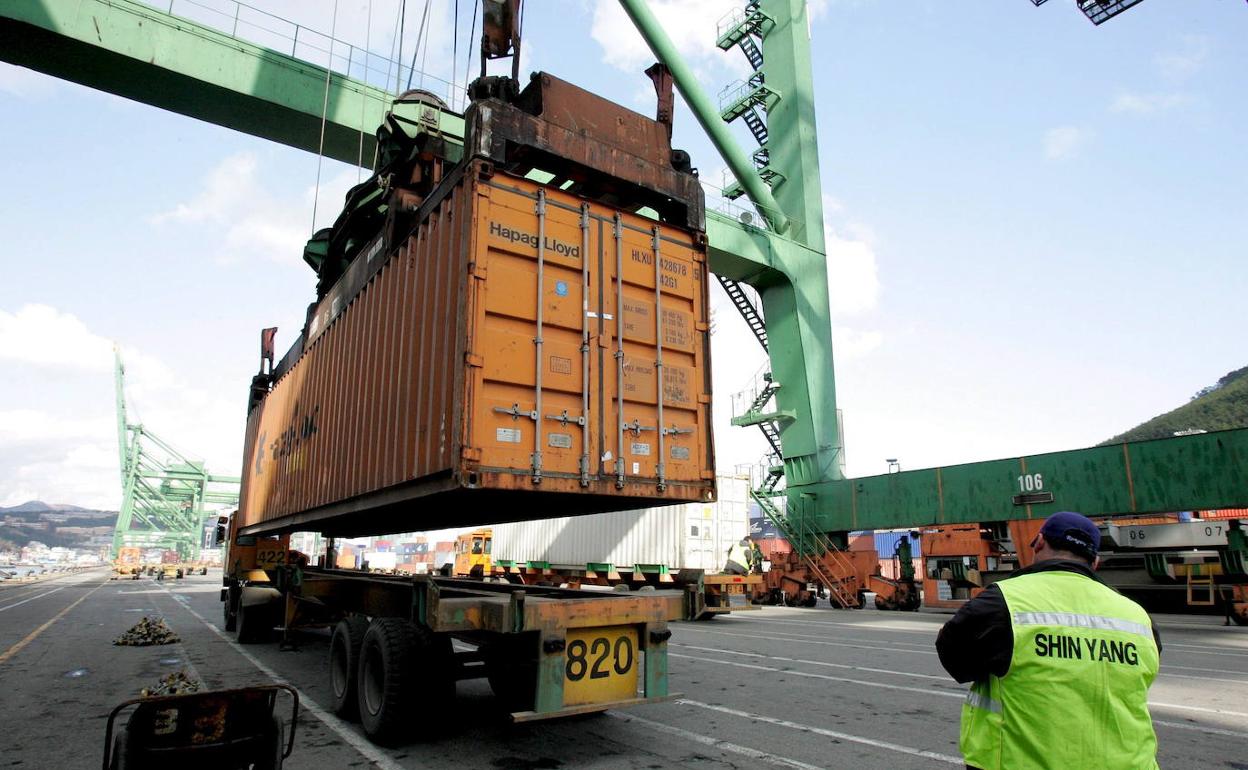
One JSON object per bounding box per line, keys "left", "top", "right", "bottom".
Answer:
{"left": 1198, "top": 509, "right": 1248, "bottom": 521}
{"left": 238, "top": 159, "right": 714, "bottom": 537}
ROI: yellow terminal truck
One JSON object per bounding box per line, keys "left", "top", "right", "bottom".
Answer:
{"left": 454, "top": 530, "right": 493, "bottom": 578}
{"left": 220, "top": 55, "right": 711, "bottom": 743}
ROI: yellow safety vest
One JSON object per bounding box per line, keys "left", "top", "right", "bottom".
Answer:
{"left": 960, "top": 571, "right": 1160, "bottom": 770}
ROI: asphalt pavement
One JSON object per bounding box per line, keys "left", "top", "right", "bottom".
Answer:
{"left": 2, "top": 568, "right": 1246, "bottom": 769}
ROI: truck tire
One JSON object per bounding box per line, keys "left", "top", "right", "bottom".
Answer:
{"left": 358, "top": 619, "right": 453, "bottom": 744}
{"left": 329, "top": 616, "right": 370, "bottom": 719}
{"left": 236, "top": 602, "right": 272, "bottom": 644}
{"left": 223, "top": 592, "right": 238, "bottom": 632}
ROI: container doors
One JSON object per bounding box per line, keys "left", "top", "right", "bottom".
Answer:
{"left": 607, "top": 216, "right": 709, "bottom": 490}
{"left": 471, "top": 176, "right": 710, "bottom": 492}
{"left": 475, "top": 182, "right": 601, "bottom": 486}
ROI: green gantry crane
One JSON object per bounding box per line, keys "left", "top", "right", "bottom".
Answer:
{"left": 112, "top": 347, "right": 240, "bottom": 560}
{"left": 4, "top": 0, "right": 1245, "bottom": 557}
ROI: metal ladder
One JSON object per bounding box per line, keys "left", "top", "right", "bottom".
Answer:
{"left": 716, "top": 274, "right": 768, "bottom": 351}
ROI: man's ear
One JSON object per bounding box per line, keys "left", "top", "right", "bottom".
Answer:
{"left": 1091, "top": 555, "right": 1101, "bottom": 571}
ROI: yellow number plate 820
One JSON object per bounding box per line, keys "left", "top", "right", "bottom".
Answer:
{"left": 563, "top": 626, "right": 639, "bottom": 707}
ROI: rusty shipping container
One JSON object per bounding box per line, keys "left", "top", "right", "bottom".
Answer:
{"left": 237, "top": 88, "right": 715, "bottom": 537}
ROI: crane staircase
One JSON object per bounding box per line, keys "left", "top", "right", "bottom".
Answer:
{"left": 715, "top": 2, "right": 785, "bottom": 200}
{"left": 751, "top": 489, "right": 861, "bottom": 608}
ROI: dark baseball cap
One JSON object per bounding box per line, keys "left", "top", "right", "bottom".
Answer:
{"left": 1040, "top": 511, "right": 1101, "bottom": 558}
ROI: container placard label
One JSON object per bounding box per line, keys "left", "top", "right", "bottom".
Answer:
{"left": 662, "top": 308, "right": 691, "bottom": 347}
{"left": 496, "top": 427, "right": 522, "bottom": 444}
{"left": 548, "top": 433, "right": 573, "bottom": 449}
{"left": 622, "top": 299, "right": 651, "bottom": 339}
{"left": 630, "top": 442, "right": 651, "bottom": 456}
{"left": 670, "top": 445, "right": 690, "bottom": 461}
{"left": 663, "top": 366, "right": 692, "bottom": 406}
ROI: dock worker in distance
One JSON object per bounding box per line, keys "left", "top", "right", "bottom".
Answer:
{"left": 725, "top": 537, "right": 751, "bottom": 576}
{"left": 935, "top": 511, "right": 1162, "bottom": 770}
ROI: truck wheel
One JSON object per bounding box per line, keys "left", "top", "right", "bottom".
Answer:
{"left": 223, "top": 592, "right": 238, "bottom": 632}
{"left": 237, "top": 602, "right": 272, "bottom": 644}
{"left": 330, "top": 616, "right": 370, "bottom": 719}
{"left": 358, "top": 619, "right": 452, "bottom": 744}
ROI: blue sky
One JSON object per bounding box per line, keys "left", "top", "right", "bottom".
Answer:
{"left": 1, "top": 0, "right": 1244, "bottom": 512}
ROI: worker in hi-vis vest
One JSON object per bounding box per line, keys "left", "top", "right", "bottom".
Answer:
{"left": 936, "top": 511, "right": 1162, "bottom": 770}
{"left": 725, "top": 537, "right": 751, "bottom": 576}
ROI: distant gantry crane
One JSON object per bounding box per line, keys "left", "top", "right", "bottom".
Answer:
{"left": 111, "top": 347, "right": 240, "bottom": 560}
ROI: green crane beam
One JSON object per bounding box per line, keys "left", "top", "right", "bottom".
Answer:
{"left": 0, "top": 0, "right": 462, "bottom": 167}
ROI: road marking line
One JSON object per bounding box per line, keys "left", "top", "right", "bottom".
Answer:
{"left": 607, "top": 711, "right": 826, "bottom": 770}
{"left": 0, "top": 587, "right": 65, "bottom": 612}
{"left": 0, "top": 582, "right": 105, "bottom": 664}
{"left": 679, "top": 626, "right": 940, "bottom": 655}
{"left": 1149, "top": 701, "right": 1248, "bottom": 718}
{"left": 1162, "top": 662, "right": 1248, "bottom": 675}
{"left": 669, "top": 651, "right": 964, "bottom": 699}
{"left": 728, "top": 614, "right": 940, "bottom": 638}
{"left": 1160, "top": 643, "right": 1248, "bottom": 658}
{"left": 168, "top": 589, "right": 406, "bottom": 770}
{"left": 677, "top": 698, "right": 962, "bottom": 765}
{"left": 674, "top": 642, "right": 951, "bottom": 681}
{"left": 678, "top": 650, "right": 1248, "bottom": 730}
{"left": 684, "top": 627, "right": 1248, "bottom": 684}
{"left": 1153, "top": 719, "right": 1248, "bottom": 740}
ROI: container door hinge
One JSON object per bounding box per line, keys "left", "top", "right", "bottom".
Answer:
{"left": 465, "top": 353, "right": 484, "bottom": 368}
{"left": 462, "top": 447, "right": 482, "bottom": 462}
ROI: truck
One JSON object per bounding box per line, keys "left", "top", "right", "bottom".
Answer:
{"left": 220, "top": 61, "right": 709, "bottom": 743}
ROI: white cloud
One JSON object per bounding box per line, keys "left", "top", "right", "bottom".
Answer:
{"left": 0, "top": 304, "right": 241, "bottom": 509}
{"left": 0, "top": 410, "right": 112, "bottom": 444}
{"left": 0, "top": 304, "right": 175, "bottom": 392}
{"left": 1043, "top": 126, "right": 1090, "bottom": 160}
{"left": 591, "top": 1, "right": 749, "bottom": 78}
{"left": 833, "top": 327, "right": 882, "bottom": 361}
{"left": 1109, "top": 92, "right": 1190, "bottom": 115}
{"left": 822, "top": 195, "right": 881, "bottom": 318}
{"left": 0, "top": 304, "right": 113, "bottom": 370}
{"left": 152, "top": 153, "right": 359, "bottom": 265}
{"left": 1157, "top": 35, "right": 1209, "bottom": 81}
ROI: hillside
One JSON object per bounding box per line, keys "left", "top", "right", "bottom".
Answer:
{"left": 1102, "top": 365, "right": 1248, "bottom": 444}
{"left": 0, "top": 501, "right": 117, "bottom": 551}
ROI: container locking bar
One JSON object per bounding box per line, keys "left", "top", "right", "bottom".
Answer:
{"left": 614, "top": 214, "right": 627, "bottom": 489}
{"left": 652, "top": 226, "right": 666, "bottom": 492}
{"left": 494, "top": 404, "right": 539, "bottom": 420}
{"left": 531, "top": 189, "right": 547, "bottom": 484}
{"left": 579, "top": 203, "right": 592, "bottom": 487}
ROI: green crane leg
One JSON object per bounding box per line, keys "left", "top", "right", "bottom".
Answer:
{"left": 708, "top": 213, "right": 844, "bottom": 486}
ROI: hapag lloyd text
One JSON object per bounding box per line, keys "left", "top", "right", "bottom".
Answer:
{"left": 490, "top": 222, "right": 580, "bottom": 259}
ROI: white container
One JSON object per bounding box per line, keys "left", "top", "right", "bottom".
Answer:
{"left": 491, "top": 475, "right": 750, "bottom": 572}
{"left": 362, "top": 551, "right": 398, "bottom": 571}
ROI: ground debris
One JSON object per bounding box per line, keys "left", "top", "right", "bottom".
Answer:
{"left": 141, "top": 670, "right": 201, "bottom": 697}
{"left": 114, "top": 616, "right": 181, "bottom": 646}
